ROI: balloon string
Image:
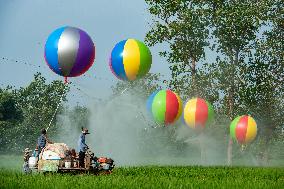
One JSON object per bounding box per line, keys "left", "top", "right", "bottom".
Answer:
{"left": 71, "top": 83, "right": 102, "bottom": 101}
{"left": 46, "top": 82, "right": 68, "bottom": 131}
{"left": 119, "top": 86, "right": 161, "bottom": 130}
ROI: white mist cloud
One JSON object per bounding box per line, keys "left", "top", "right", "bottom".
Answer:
{"left": 55, "top": 88, "right": 269, "bottom": 167}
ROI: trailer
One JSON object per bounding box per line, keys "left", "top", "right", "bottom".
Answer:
{"left": 23, "top": 143, "right": 115, "bottom": 174}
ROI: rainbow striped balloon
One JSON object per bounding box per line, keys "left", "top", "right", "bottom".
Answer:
{"left": 183, "top": 98, "right": 214, "bottom": 130}
{"left": 44, "top": 26, "right": 95, "bottom": 78}
{"left": 109, "top": 39, "right": 152, "bottom": 81}
{"left": 230, "top": 115, "right": 257, "bottom": 144}
{"left": 147, "top": 90, "right": 182, "bottom": 125}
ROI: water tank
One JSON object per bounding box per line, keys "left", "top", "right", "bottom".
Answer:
{"left": 28, "top": 157, "right": 37, "bottom": 168}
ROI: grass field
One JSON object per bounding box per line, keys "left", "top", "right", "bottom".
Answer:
{"left": 1, "top": 166, "right": 284, "bottom": 189}
{"left": 0, "top": 155, "right": 283, "bottom": 189}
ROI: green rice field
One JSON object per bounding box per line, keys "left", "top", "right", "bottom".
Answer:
{"left": 0, "top": 155, "right": 283, "bottom": 189}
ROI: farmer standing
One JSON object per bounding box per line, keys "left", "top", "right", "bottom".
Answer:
{"left": 37, "top": 128, "right": 53, "bottom": 155}
{"left": 78, "top": 127, "right": 90, "bottom": 168}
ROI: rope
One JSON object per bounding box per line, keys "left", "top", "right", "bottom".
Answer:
{"left": 70, "top": 82, "right": 103, "bottom": 102}
{"left": 0, "top": 57, "right": 43, "bottom": 68}
{"left": 117, "top": 85, "right": 163, "bottom": 130}
{"left": 0, "top": 56, "right": 115, "bottom": 82}
{"left": 121, "top": 87, "right": 128, "bottom": 94}
{"left": 45, "top": 81, "right": 103, "bottom": 132}
{"left": 46, "top": 83, "right": 68, "bottom": 131}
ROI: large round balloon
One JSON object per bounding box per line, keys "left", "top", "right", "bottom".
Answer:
{"left": 230, "top": 115, "right": 257, "bottom": 144}
{"left": 44, "top": 26, "right": 95, "bottom": 77}
{"left": 183, "top": 98, "right": 214, "bottom": 130}
{"left": 147, "top": 90, "right": 182, "bottom": 125}
{"left": 109, "top": 39, "right": 152, "bottom": 81}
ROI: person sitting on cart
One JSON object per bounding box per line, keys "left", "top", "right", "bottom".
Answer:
{"left": 37, "top": 128, "right": 53, "bottom": 156}
{"left": 78, "top": 127, "right": 90, "bottom": 168}
{"left": 70, "top": 149, "right": 77, "bottom": 159}
{"left": 23, "top": 148, "right": 32, "bottom": 173}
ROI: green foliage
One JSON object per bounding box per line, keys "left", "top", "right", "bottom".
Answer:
{"left": 145, "top": 0, "right": 210, "bottom": 97}
{"left": 211, "top": 1, "right": 262, "bottom": 55}
{"left": 0, "top": 166, "right": 283, "bottom": 189}
{"left": 0, "top": 73, "right": 69, "bottom": 153}
{"left": 0, "top": 90, "right": 23, "bottom": 152}
{"left": 0, "top": 91, "right": 23, "bottom": 122}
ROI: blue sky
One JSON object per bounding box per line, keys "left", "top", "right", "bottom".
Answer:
{"left": 0, "top": 0, "right": 170, "bottom": 104}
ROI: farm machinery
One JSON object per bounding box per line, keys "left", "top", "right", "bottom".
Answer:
{"left": 23, "top": 143, "right": 115, "bottom": 174}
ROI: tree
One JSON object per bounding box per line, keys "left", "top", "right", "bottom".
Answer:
{"left": 0, "top": 89, "right": 23, "bottom": 152}
{"left": 0, "top": 73, "right": 69, "bottom": 153}
{"left": 145, "top": 0, "right": 210, "bottom": 98}
{"left": 205, "top": 0, "right": 278, "bottom": 165}
{"left": 145, "top": 0, "right": 283, "bottom": 165}
{"left": 237, "top": 0, "right": 284, "bottom": 164}
{"left": 0, "top": 90, "right": 22, "bottom": 122}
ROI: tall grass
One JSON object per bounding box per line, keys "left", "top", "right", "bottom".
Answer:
{"left": 1, "top": 166, "right": 283, "bottom": 189}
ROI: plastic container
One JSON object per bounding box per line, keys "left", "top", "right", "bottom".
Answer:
{"left": 65, "top": 161, "right": 71, "bottom": 168}
{"left": 102, "top": 163, "right": 110, "bottom": 170}
{"left": 73, "top": 161, "right": 78, "bottom": 168}
{"left": 28, "top": 157, "right": 37, "bottom": 168}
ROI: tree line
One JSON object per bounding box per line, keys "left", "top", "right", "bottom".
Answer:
{"left": 144, "top": 0, "right": 283, "bottom": 164}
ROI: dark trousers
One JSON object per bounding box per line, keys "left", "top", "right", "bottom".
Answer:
{"left": 79, "top": 151, "right": 85, "bottom": 168}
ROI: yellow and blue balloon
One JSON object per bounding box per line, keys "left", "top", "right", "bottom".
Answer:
{"left": 109, "top": 39, "right": 152, "bottom": 81}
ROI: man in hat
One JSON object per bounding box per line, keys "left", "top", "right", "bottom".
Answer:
{"left": 37, "top": 128, "right": 53, "bottom": 155}
{"left": 78, "top": 127, "right": 90, "bottom": 168}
